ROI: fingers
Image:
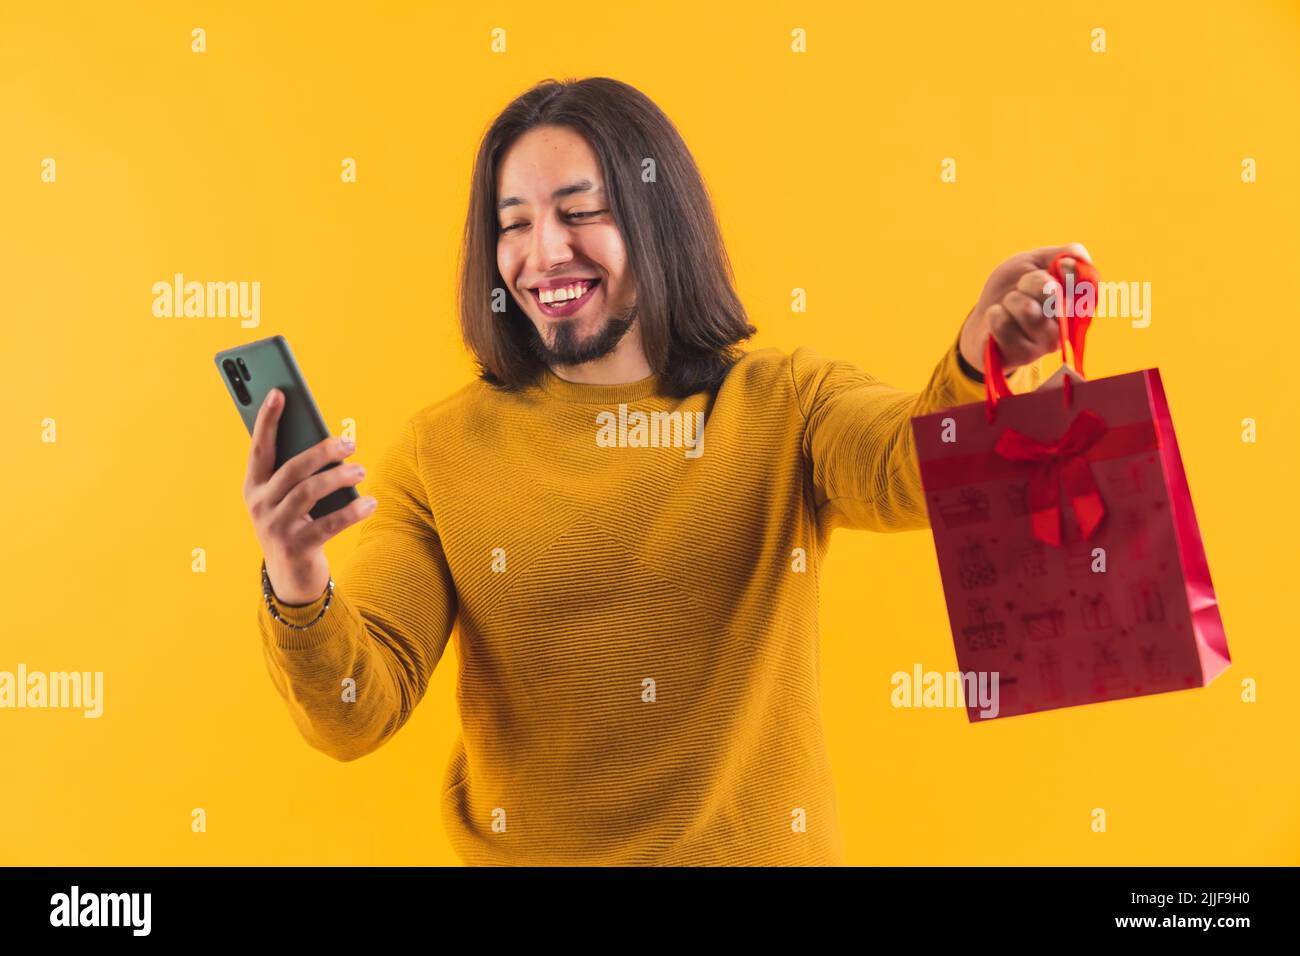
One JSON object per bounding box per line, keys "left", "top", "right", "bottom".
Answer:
{"left": 1006, "top": 288, "right": 1060, "bottom": 343}
{"left": 1025, "top": 242, "right": 1091, "bottom": 271}
{"left": 1015, "top": 268, "right": 1057, "bottom": 301}
{"left": 276, "top": 460, "right": 367, "bottom": 527}
{"left": 983, "top": 302, "right": 1036, "bottom": 361}
{"left": 245, "top": 388, "right": 284, "bottom": 495}
{"left": 295, "top": 494, "right": 379, "bottom": 550}
{"left": 985, "top": 284, "right": 1063, "bottom": 367}
{"left": 263, "top": 433, "right": 355, "bottom": 512}
{"left": 974, "top": 245, "right": 1091, "bottom": 370}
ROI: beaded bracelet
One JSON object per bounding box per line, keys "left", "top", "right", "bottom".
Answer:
{"left": 261, "top": 559, "right": 334, "bottom": 630}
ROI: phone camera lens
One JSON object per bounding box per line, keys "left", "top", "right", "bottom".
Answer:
{"left": 223, "top": 359, "right": 253, "bottom": 406}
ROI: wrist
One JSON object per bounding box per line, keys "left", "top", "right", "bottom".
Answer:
{"left": 957, "top": 308, "right": 985, "bottom": 374}
{"left": 263, "top": 558, "right": 327, "bottom": 606}
{"left": 955, "top": 339, "right": 984, "bottom": 384}
{"left": 261, "top": 559, "right": 334, "bottom": 629}
{"left": 959, "top": 310, "right": 1022, "bottom": 379}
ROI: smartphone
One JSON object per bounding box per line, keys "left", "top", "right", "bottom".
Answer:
{"left": 215, "top": 334, "right": 359, "bottom": 520}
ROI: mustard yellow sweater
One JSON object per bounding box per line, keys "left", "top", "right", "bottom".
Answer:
{"left": 257, "top": 336, "right": 1041, "bottom": 866}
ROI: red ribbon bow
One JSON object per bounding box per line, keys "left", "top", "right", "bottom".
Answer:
{"left": 994, "top": 410, "right": 1109, "bottom": 547}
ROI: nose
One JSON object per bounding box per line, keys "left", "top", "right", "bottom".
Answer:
{"left": 528, "top": 210, "right": 575, "bottom": 272}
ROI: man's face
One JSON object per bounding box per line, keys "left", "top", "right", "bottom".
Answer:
{"left": 495, "top": 124, "right": 637, "bottom": 367}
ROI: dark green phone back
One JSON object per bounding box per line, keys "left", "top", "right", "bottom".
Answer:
{"left": 214, "top": 334, "right": 358, "bottom": 520}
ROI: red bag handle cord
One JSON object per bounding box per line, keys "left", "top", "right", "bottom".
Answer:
{"left": 983, "top": 250, "right": 1098, "bottom": 422}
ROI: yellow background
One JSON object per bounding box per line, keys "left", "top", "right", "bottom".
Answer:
{"left": 2, "top": 1, "right": 1297, "bottom": 865}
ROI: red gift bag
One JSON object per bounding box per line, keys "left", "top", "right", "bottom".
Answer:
{"left": 910, "top": 253, "right": 1229, "bottom": 721}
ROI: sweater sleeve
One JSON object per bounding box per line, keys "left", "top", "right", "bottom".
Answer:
{"left": 256, "top": 414, "right": 457, "bottom": 762}
{"left": 793, "top": 332, "right": 1043, "bottom": 534}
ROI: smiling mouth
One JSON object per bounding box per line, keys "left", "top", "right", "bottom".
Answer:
{"left": 529, "top": 278, "right": 601, "bottom": 317}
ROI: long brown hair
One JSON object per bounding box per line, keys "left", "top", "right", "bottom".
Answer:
{"left": 458, "top": 77, "right": 756, "bottom": 398}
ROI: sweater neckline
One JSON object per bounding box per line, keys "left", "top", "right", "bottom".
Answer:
{"left": 538, "top": 367, "right": 665, "bottom": 404}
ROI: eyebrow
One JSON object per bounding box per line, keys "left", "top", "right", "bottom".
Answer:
{"left": 497, "top": 179, "right": 601, "bottom": 211}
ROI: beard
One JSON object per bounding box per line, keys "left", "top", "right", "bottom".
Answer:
{"left": 525, "top": 300, "right": 639, "bottom": 367}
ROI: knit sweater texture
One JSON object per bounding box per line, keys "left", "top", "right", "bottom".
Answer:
{"left": 257, "top": 336, "right": 1042, "bottom": 865}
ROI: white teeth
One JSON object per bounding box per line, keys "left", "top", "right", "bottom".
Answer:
{"left": 539, "top": 281, "right": 589, "bottom": 304}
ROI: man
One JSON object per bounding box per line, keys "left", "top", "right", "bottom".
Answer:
{"left": 247, "top": 78, "right": 1066, "bottom": 865}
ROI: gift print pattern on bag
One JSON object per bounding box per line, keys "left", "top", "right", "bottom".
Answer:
{"left": 1007, "top": 481, "right": 1030, "bottom": 517}
{"left": 1120, "top": 506, "right": 1154, "bottom": 561}
{"left": 1016, "top": 541, "right": 1048, "bottom": 577}
{"left": 1035, "top": 647, "right": 1066, "bottom": 703}
{"left": 1089, "top": 637, "right": 1130, "bottom": 697}
{"left": 1021, "top": 600, "right": 1066, "bottom": 641}
{"left": 937, "top": 487, "right": 991, "bottom": 528}
{"left": 1064, "top": 538, "right": 1099, "bottom": 578}
{"left": 958, "top": 536, "right": 999, "bottom": 589}
{"left": 1130, "top": 578, "right": 1165, "bottom": 624}
{"left": 1080, "top": 591, "right": 1114, "bottom": 630}
{"left": 1139, "top": 642, "right": 1171, "bottom": 682}
{"left": 961, "top": 596, "right": 1008, "bottom": 651}
{"left": 1105, "top": 459, "right": 1148, "bottom": 496}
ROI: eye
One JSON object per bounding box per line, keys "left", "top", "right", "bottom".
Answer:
{"left": 499, "top": 209, "right": 608, "bottom": 234}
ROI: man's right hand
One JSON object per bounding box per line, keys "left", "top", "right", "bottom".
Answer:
{"left": 243, "top": 387, "right": 377, "bottom": 605}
